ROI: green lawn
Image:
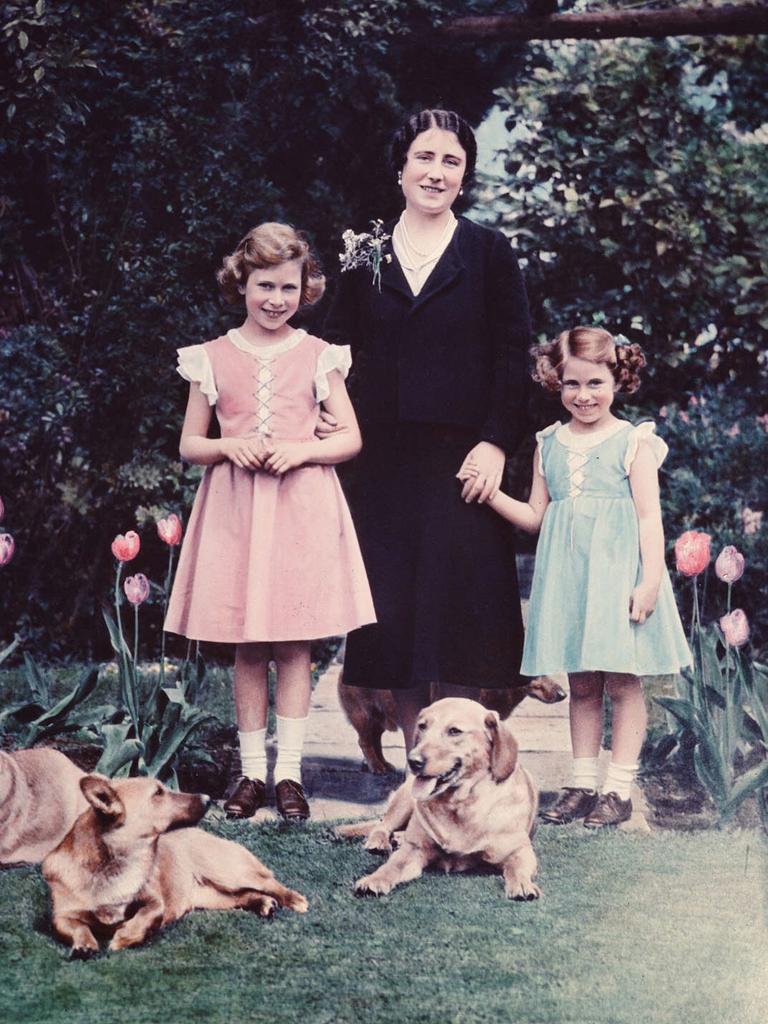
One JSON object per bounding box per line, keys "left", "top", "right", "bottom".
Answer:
{"left": 0, "top": 821, "right": 765, "bottom": 1024}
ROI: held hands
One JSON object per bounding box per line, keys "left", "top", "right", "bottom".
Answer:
{"left": 456, "top": 442, "right": 506, "bottom": 504}
{"left": 262, "top": 440, "right": 309, "bottom": 476}
{"left": 629, "top": 581, "right": 659, "bottom": 625}
{"left": 220, "top": 436, "right": 269, "bottom": 471}
{"left": 315, "top": 410, "right": 341, "bottom": 438}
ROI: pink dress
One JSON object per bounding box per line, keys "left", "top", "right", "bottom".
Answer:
{"left": 164, "top": 328, "right": 376, "bottom": 643}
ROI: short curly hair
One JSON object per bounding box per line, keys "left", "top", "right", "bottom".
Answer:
{"left": 217, "top": 222, "right": 325, "bottom": 306}
{"left": 532, "top": 326, "right": 646, "bottom": 395}
{"left": 390, "top": 108, "right": 477, "bottom": 185}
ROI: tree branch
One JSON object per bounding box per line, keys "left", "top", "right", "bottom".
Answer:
{"left": 438, "top": 5, "right": 768, "bottom": 42}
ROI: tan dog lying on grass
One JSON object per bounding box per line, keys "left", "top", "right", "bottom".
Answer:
{"left": 0, "top": 748, "right": 86, "bottom": 866}
{"left": 42, "top": 774, "right": 308, "bottom": 956}
{"left": 338, "top": 697, "right": 541, "bottom": 901}
{"left": 339, "top": 675, "right": 566, "bottom": 774}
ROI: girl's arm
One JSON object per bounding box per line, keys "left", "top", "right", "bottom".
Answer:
{"left": 179, "top": 383, "right": 264, "bottom": 470}
{"left": 263, "top": 371, "right": 362, "bottom": 475}
{"left": 628, "top": 441, "right": 665, "bottom": 624}
{"left": 459, "top": 450, "right": 550, "bottom": 534}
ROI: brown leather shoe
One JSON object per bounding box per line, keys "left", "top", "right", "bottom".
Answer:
{"left": 540, "top": 787, "right": 598, "bottom": 825}
{"left": 275, "top": 778, "right": 310, "bottom": 822}
{"left": 583, "top": 791, "right": 632, "bottom": 829}
{"left": 223, "top": 777, "right": 266, "bottom": 819}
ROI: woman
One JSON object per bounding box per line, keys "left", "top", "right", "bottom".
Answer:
{"left": 323, "top": 108, "right": 532, "bottom": 750}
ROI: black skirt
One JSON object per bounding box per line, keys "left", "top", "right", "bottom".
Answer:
{"left": 342, "top": 423, "right": 524, "bottom": 690}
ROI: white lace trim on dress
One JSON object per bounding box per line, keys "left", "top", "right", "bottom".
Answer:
{"left": 177, "top": 344, "right": 218, "bottom": 405}
{"left": 623, "top": 421, "right": 668, "bottom": 474}
{"left": 556, "top": 419, "right": 631, "bottom": 451}
{"left": 314, "top": 344, "right": 352, "bottom": 403}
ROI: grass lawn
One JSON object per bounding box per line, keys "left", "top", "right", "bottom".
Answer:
{"left": 0, "top": 821, "right": 765, "bottom": 1024}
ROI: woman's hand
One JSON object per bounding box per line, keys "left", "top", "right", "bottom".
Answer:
{"left": 315, "top": 410, "right": 342, "bottom": 439}
{"left": 220, "top": 436, "right": 267, "bottom": 471}
{"left": 263, "top": 441, "right": 309, "bottom": 476}
{"left": 457, "top": 441, "right": 506, "bottom": 504}
{"left": 629, "top": 581, "right": 658, "bottom": 625}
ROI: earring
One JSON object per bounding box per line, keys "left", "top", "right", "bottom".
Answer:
{"left": 459, "top": 186, "right": 464, "bottom": 196}
{"left": 397, "top": 171, "right": 402, "bottom": 186}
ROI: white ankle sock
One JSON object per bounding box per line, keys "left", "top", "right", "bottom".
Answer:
{"left": 273, "top": 714, "right": 308, "bottom": 784}
{"left": 571, "top": 756, "right": 599, "bottom": 792}
{"left": 238, "top": 728, "right": 267, "bottom": 782}
{"left": 602, "top": 761, "right": 638, "bottom": 801}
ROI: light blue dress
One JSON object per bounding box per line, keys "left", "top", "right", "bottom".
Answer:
{"left": 521, "top": 419, "right": 692, "bottom": 677}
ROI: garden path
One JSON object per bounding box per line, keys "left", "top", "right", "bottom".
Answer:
{"left": 275, "top": 659, "right": 650, "bottom": 830}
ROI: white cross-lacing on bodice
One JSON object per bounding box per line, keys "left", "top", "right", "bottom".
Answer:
{"left": 252, "top": 357, "right": 275, "bottom": 436}
{"left": 566, "top": 449, "right": 588, "bottom": 497}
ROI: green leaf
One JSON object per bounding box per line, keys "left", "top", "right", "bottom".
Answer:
{"left": 718, "top": 760, "right": 768, "bottom": 822}
{"left": 24, "top": 666, "right": 99, "bottom": 744}
{"left": 94, "top": 722, "right": 143, "bottom": 777}
{"left": 22, "top": 652, "right": 50, "bottom": 705}
{"left": 18, "top": 29, "right": 28, "bottom": 50}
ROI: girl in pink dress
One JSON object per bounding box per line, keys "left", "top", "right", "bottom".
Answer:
{"left": 165, "top": 223, "right": 375, "bottom": 821}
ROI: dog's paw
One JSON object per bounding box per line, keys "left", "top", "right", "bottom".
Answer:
{"left": 504, "top": 879, "right": 542, "bottom": 901}
{"left": 284, "top": 890, "right": 309, "bottom": 914}
{"left": 364, "top": 828, "right": 393, "bottom": 854}
{"left": 354, "top": 874, "right": 392, "bottom": 897}
{"left": 68, "top": 942, "right": 100, "bottom": 960}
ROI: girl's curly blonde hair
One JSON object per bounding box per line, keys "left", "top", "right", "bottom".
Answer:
{"left": 531, "top": 326, "right": 646, "bottom": 395}
{"left": 217, "top": 222, "right": 325, "bottom": 305}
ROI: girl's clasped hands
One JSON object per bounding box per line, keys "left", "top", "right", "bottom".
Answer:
{"left": 220, "top": 435, "right": 312, "bottom": 476}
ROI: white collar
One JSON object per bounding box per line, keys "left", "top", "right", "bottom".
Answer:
{"left": 227, "top": 327, "right": 306, "bottom": 359}
{"left": 556, "top": 419, "right": 631, "bottom": 451}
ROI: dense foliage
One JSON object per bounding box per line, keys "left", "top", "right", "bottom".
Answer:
{"left": 0, "top": 0, "right": 526, "bottom": 655}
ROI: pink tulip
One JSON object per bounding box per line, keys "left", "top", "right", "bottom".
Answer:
{"left": 719, "top": 609, "right": 750, "bottom": 648}
{"left": 0, "top": 533, "right": 14, "bottom": 566}
{"left": 111, "top": 531, "right": 141, "bottom": 562}
{"left": 157, "top": 514, "right": 183, "bottom": 546}
{"left": 714, "top": 545, "right": 745, "bottom": 584}
{"left": 0, "top": 496, "right": 4, "bottom": 521}
{"left": 124, "top": 573, "right": 150, "bottom": 606}
{"left": 674, "top": 530, "right": 711, "bottom": 577}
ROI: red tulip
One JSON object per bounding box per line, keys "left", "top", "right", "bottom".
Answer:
{"left": 719, "top": 609, "right": 750, "bottom": 648}
{"left": 714, "top": 545, "right": 745, "bottom": 584}
{"left": 674, "top": 531, "right": 711, "bottom": 577}
{"left": 124, "top": 574, "right": 150, "bottom": 606}
{"left": 157, "top": 514, "right": 183, "bottom": 546}
{"left": 111, "top": 531, "right": 141, "bottom": 562}
{"left": 0, "top": 533, "right": 14, "bottom": 566}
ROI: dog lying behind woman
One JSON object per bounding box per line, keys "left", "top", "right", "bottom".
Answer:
{"left": 337, "top": 697, "right": 541, "bottom": 901}
{"left": 43, "top": 774, "right": 308, "bottom": 956}
{"left": 339, "top": 674, "right": 566, "bottom": 774}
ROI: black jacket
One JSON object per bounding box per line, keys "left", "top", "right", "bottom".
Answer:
{"left": 323, "top": 216, "right": 532, "bottom": 454}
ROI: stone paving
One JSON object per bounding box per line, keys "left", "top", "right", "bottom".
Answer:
{"left": 291, "top": 661, "right": 649, "bottom": 831}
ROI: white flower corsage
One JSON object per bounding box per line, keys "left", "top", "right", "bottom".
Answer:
{"left": 339, "top": 219, "right": 392, "bottom": 291}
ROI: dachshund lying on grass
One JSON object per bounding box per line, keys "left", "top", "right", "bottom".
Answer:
{"left": 338, "top": 697, "right": 541, "bottom": 901}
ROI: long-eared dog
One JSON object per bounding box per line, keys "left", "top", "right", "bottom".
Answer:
{"left": 338, "top": 697, "right": 541, "bottom": 901}
{"left": 339, "top": 675, "right": 566, "bottom": 774}
{"left": 42, "top": 774, "right": 308, "bottom": 955}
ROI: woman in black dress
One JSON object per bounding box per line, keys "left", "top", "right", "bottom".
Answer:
{"left": 323, "top": 109, "right": 532, "bottom": 750}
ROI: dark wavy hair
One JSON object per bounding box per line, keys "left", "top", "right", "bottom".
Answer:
{"left": 532, "top": 326, "right": 647, "bottom": 395}
{"left": 390, "top": 109, "right": 477, "bottom": 184}
{"left": 217, "top": 222, "right": 325, "bottom": 306}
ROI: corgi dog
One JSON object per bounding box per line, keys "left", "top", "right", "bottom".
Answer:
{"left": 43, "top": 774, "right": 308, "bottom": 955}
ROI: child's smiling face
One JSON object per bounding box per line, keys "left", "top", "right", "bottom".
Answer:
{"left": 559, "top": 356, "right": 618, "bottom": 432}
{"left": 240, "top": 259, "right": 302, "bottom": 340}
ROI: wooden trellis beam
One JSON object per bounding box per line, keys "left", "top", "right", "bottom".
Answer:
{"left": 438, "top": 4, "right": 768, "bottom": 42}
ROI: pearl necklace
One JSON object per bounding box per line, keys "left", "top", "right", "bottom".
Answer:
{"left": 396, "top": 213, "right": 456, "bottom": 267}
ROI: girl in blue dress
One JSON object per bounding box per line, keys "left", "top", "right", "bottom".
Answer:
{"left": 460, "top": 326, "right": 691, "bottom": 828}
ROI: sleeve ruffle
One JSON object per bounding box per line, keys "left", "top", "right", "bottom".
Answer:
{"left": 314, "top": 344, "right": 352, "bottom": 403}
{"left": 624, "top": 421, "right": 668, "bottom": 474}
{"left": 176, "top": 345, "right": 217, "bottom": 405}
{"left": 535, "top": 421, "right": 561, "bottom": 476}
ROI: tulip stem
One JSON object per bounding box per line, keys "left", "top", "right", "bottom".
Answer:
{"left": 159, "top": 546, "right": 175, "bottom": 692}
{"left": 133, "top": 604, "right": 140, "bottom": 671}
{"left": 114, "top": 561, "right": 125, "bottom": 651}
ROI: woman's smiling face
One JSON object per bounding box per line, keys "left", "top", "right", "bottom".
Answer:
{"left": 400, "top": 126, "right": 466, "bottom": 217}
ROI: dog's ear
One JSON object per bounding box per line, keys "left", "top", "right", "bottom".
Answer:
{"left": 485, "top": 711, "right": 518, "bottom": 782}
{"left": 81, "top": 774, "right": 125, "bottom": 823}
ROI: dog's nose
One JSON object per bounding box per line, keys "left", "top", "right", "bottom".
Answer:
{"left": 407, "top": 753, "right": 425, "bottom": 774}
